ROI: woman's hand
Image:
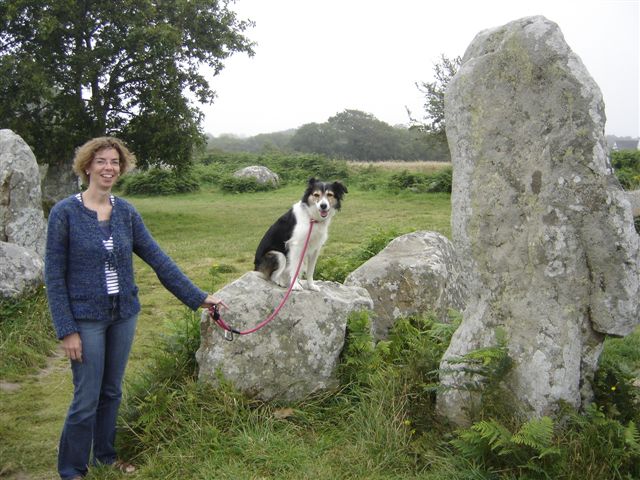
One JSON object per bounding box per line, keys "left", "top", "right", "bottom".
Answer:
{"left": 201, "top": 294, "right": 228, "bottom": 310}
{"left": 62, "top": 332, "right": 83, "bottom": 362}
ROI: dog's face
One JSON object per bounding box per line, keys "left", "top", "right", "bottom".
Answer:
{"left": 302, "top": 177, "right": 348, "bottom": 221}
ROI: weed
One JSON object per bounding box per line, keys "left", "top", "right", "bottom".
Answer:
{"left": 593, "top": 329, "right": 640, "bottom": 424}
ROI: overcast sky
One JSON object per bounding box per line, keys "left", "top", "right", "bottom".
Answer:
{"left": 201, "top": 0, "right": 639, "bottom": 138}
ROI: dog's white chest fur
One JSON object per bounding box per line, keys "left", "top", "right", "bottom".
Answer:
{"left": 288, "top": 201, "right": 330, "bottom": 252}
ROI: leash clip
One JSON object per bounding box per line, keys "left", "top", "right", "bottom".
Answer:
{"left": 210, "top": 304, "right": 234, "bottom": 341}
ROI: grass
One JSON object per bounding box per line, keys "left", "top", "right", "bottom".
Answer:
{"left": 2, "top": 168, "right": 639, "bottom": 479}
{"left": 0, "top": 182, "right": 451, "bottom": 479}
{"left": 0, "top": 288, "right": 56, "bottom": 380}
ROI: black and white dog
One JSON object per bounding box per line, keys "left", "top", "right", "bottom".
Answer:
{"left": 254, "top": 177, "right": 347, "bottom": 291}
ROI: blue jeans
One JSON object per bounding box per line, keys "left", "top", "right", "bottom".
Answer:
{"left": 58, "top": 307, "right": 137, "bottom": 480}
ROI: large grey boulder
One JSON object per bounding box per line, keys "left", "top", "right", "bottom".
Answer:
{"left": 233, "top": 165, "right": 280, "bottom": 187}
{"left": 0, "top": 241, "right": 44, "bottom": 298}
{"left": 344, "top": 231, "right": 467, "bottom": 340}
{"left": 0, "top": 130, "right": 47, "bottom": 256}
{"left": 196, "top": 271, "right": 373, "bottom": 402}
{"left": 439, "top": 16, "right": 640, "bottom": 425}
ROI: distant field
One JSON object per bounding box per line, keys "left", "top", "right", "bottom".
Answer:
{"left": 349, "top": 160, "right": 451, "bottom": 174}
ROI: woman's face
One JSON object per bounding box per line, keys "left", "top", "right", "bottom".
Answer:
{"left": 87, "top": 148, "right": 121, "bottom": 190}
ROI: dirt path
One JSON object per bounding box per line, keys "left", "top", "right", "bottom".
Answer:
{"left": 0, "top": 346, "right": 70, "bottom": 480}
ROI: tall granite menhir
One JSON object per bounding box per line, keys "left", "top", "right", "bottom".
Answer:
{"left": 439, "top": 16, "right": 640, "bottom": 424}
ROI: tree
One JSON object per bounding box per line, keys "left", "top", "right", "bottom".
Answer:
{"left": 0, "top": 0, "right": 254, "bottom": 169}
{"left": 327, "top": 109, "right": 400, "bottom": 160}
{"left": 291, "top": 109, "right": 410, "bottom": 161}
{"left": 408, "top": 54, "right": 461, "bottom": 160}
{"left": 290, "top": 122, "right": 339, "bottom": 157}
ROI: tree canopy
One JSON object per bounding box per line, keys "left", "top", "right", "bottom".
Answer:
{"left": 0, "top": 0, "right": 254, "bottom": 169}
{"left": 288, "top": 109, "right": 446, "bottom": 161}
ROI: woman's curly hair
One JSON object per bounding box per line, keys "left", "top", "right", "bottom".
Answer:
{"left": 72, "top": 137, "right": 136, "bottom": 186}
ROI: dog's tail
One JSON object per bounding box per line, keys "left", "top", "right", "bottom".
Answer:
{"left": 255, "top": 250, "right": 286, "bottom": 281}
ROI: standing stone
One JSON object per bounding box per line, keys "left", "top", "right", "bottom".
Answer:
{"left": 439, "top": 16, "right": 640, "bottom": 425}
{"left": 0, "top": 130, "right": 47, "bottom": 256}
{"left": 344, "top": 231, "right": 467, "bottom": 340}
{"left": 196, "top": 271, "right": 373, "bottom": 402}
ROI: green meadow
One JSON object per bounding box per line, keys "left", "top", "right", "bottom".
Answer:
{"left": 1, "top": 163, "right": 639, "bottom": 479}
{"left": 0, "top": 181, "right": 451, "bottom": 479}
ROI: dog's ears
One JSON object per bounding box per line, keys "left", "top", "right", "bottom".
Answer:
{"left": 331, "top": 181, "right": 348, "bottom": 198}
{"left": 307, "top": 177, "right": 318, "bottom": 187}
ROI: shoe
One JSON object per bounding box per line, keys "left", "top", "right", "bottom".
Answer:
{"left": 113, "top": 459, "right": 136, "bottom": 474}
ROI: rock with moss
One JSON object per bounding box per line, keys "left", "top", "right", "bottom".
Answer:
{"left": 0, "top": 241, "right": 44, "bottom": 298}
{"left": 344, "top": 231, "right": 467, "bottom": 340}
{"left": 233, "top": 165, "right": 280, "bottom": 187}
{"left": 0, "top": 130, "right": 47, "bottom": 257}
{"left": 439, "top": 16, "right": 640, "bottom": 425}
{"left": 196, "top": 271, "right": 373, "bottom": 402}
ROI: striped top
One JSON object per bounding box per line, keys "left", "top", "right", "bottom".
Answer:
{"left": 75, "top": 193, "right": 120, "bottom": 295}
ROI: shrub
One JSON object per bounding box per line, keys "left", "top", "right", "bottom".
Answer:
{"left": 615, "top": 168, "right": 640, "bottom": 190}
{"left": 196, "top": 151, "right": 350, "bottom": 188}
{"left": 424, "top": 166, "right": 452, "bottom": 193}
{"left": 119, "top": 168, "right": 200, "bottom": 195}
{"left": 556, "top": 403, "right": 640, "bottom": 479}
{"left": 611, "top": 149, "right": 640, "bottom": 171}
{"left": 387, "top": 166, "right": 452, "bottom": 193}
{"left": 611, "top": 150, "right": 640, "bottom": 190}
{"left": 191, "top": 163, "right": 224, "bottom": 184}
{"left": 593, "top": 329, "right": 640, "bottom": 424}
{"left": 219, "top": 175, "right": 277, "bottom": 193}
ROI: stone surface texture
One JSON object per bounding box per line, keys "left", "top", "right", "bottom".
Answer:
{"left": 196, "top": 271, "right": 373, "bottom": 402}
{"left": 438, "top": 16, "right": 640, "bottom": 425}
{"left": 0, "top": 241, "right": 44, "bottom": 298}
{"left": 0, "top": 129, "right": 46, "bottom": 256}
{"left": 233, "top": 165, "right": 280, "bottom": 186}
{"left": 345, "top": 231, "right": 467, "bottom": 339}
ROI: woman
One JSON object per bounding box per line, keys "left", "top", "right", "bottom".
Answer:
{"left": 45, "top": 137, "right": 224, "bottom": 479}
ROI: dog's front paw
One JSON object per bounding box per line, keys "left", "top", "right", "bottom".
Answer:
{"left": 306, "top": 281, "right": 320, "bottom": 292}
{"left": 273, "top": 275, "right": 289, "bottom": 289}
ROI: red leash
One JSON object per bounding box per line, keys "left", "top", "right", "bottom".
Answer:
{"left": 208, "top": 220, "right": 317, "bottom": 340}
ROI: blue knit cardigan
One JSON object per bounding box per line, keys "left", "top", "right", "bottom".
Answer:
{"left": 45, "top": 194, "right": 207, "bottom": 339}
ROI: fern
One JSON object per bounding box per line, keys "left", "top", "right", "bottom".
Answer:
{"left": 624, "top": 421, "right": 640, "bottom": 453}
{"left": 452, "top": 416, "right": 562, "bottom": 477}
{"left": 474, "top": 419, "right": 513, "bottom": 454}
{"left": 338, "top": 311, "right": 383, "bottom": 388}
{"left": 511, "top": 417, "right": 554, "bottom": 451}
